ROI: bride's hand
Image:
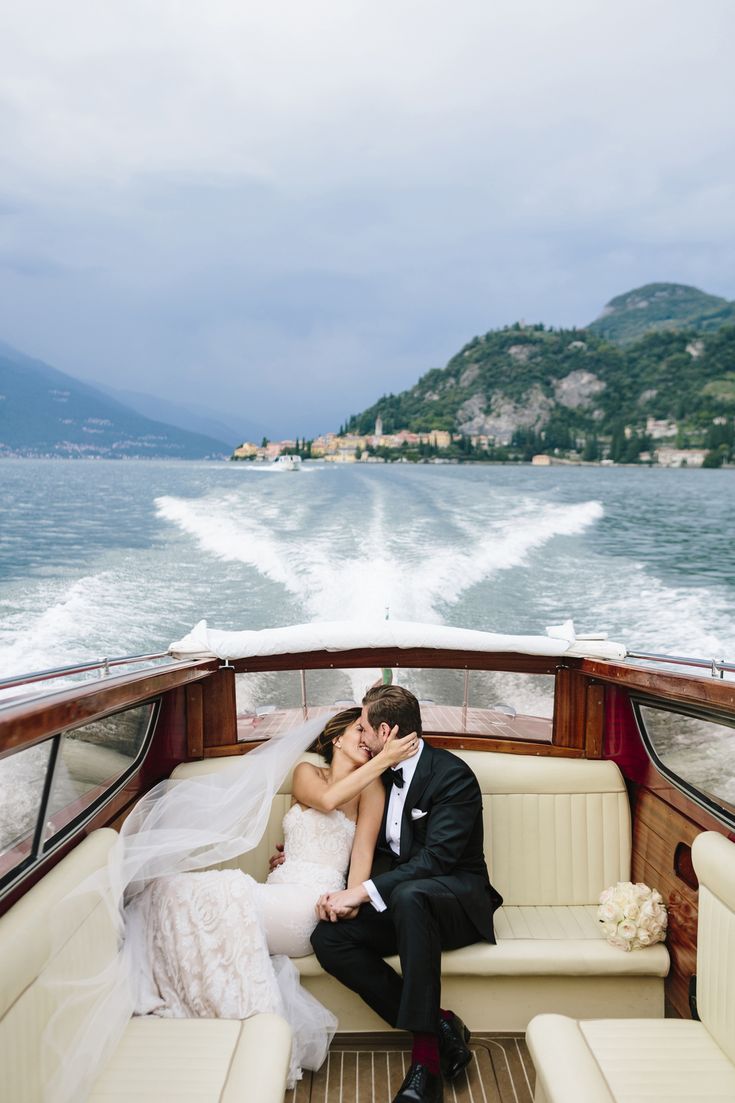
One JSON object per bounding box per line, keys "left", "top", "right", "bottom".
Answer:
{"left": 377, "top": 726, "right": 419, "bottom": 768}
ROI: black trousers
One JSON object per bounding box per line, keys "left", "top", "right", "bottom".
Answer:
{"left": 310, "top": 878, "right": 480, "bottom": 1034}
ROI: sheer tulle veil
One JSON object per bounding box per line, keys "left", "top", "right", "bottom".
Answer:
{"left": 42, "top": 713, "right": 329, "bottom": 1102}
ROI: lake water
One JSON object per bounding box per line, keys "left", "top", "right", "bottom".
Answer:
{"left": 1, "top": 458, "right": 734, "bottom": 676}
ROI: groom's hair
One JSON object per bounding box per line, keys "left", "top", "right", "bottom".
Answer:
{"left": 362, "top": 685, "right": 422, "bottom": 738}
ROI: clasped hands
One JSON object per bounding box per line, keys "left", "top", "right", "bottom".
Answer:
{"left": 315, "top": 884, "right": 369, "bottom": 922}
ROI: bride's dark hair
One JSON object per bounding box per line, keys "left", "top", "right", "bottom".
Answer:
{"left": 313, "top": 707, "right": 362, "bottom": 763}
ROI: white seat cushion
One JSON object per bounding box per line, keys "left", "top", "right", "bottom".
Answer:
{"left": 527, "top": 1014, "right": 735, "bottom": 1103}
{"left": 296, "top": 930, "right": 668, "bottom": 979}
{"left": 581, "top": 1019, "right": 735, "bottom": 1102}
{"left": 89, "top": 1014, "right": 292, "bottom": 1103}
{"left": 496, "top": 905, "right": 605, "bottom": 939}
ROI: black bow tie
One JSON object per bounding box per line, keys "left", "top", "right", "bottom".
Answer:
{"left": 389, "top": 767, "right": 404, "bottom": 789}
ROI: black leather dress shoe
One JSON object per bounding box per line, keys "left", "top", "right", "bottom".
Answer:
{"left": 392, "top": 1062, "right": 443, "bottom": 1103}
{"left": 438, "top": 1013, "right": 472, "bottom": 1080}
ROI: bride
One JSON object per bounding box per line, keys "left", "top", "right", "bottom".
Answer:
{"left": 128, "top": 707, "right": 417, "bottom": 1084}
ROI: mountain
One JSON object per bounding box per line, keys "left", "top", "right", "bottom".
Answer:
{"left": 0, "top": 342, "right": 230, "bottom": 458}
{"left": 588, "top": 282, "right": 735, "bottom": 345}
{"left": 95, "top": 383, "right": 264, "bottom": 448}
{"left": 345, "top": 319, "right": 735, "bottom": 449}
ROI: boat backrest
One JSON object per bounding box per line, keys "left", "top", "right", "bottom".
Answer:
{"left": 173, "top": 749, "right": 631, "bottom": 905}
{"left": 0, "top": 828, "right": 119, "bottom": 1103}
{"left": 692, "top": 831, "right": 735, "bottom": 1063}
{"left": 464, "top": 750, "right": 631, "bottom": 905}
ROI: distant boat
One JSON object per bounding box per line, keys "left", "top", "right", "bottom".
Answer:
{"left": 273, "top": 454, "right": 302, "bottom": 471}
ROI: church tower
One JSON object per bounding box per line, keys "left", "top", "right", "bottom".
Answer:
{"left": 375, "top": 416, "right": 383, "bottom": 437}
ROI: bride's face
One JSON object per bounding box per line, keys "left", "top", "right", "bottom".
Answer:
{"left": 334, "top": 718, "right": 372, "bottom": 767}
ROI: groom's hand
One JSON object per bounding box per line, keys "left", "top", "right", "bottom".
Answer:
{"left": 268, "top": 844, "right": 285, "bottom": 872}
{"left": 316, "top": 885, "right": 368, "bottom": 921}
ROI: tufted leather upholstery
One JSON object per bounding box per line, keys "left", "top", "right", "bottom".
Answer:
{"left": 693, "top": 831, "right": 735, "bottom": 1066}
{"left": 527, "top": 831, "right": 735, "bottom": 1102}
{"left": 174, "top": 750, "right": 633, "bottom": 901}
{"left": 0, "top": 830, "right": 292, "bottom": 1103}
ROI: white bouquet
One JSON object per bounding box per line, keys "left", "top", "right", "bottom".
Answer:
{"left": 598, "top": 881, "right": 667, "bottom": 951}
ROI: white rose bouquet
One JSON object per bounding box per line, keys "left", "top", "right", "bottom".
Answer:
{"left": 598, "top": 881, "right": 667, "bottom": 951}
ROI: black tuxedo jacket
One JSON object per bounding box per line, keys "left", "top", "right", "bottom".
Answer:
{"left": 371, "top": 743, "right": 503, "bottom": 943}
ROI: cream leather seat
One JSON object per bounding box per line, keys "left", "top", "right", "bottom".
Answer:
{"left": 526, "top": 831, "right": 735, "bottom": 1102}
{"left": 175, "top": 749, "right": 668, "bottom": 1030}
{"left": 0, "top": 829, "right": 292, "bottom": 1103}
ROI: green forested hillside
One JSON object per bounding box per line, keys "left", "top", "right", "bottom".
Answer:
{"left": 346, "top": 323, "right": 735, "bottom": 457}
{"left": 588, "top": 282, "right": 735, "bottom": 345}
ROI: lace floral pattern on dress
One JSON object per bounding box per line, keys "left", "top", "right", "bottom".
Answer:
{"left": 135, "top": 805, "right": 356, "bottom": 1086}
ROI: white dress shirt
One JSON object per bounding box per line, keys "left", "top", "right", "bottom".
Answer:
{"left": 363, "top": 739, "right": 425, "bottom": 912}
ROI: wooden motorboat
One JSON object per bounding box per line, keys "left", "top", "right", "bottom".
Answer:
{"left": 1, "top": 622, "right": 733, "bottom": 1102}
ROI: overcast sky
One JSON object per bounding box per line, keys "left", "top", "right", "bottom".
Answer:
{"left": 1, "top": 1, "right": 734, "bottom": 437}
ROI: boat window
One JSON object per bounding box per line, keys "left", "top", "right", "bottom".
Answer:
{"left": 635, "top": 701, "right": 735, "bottom": 825}
{"left": 396, "top": 668, "right": 554, "bottom": 741}
{"left": 234, "top": 666, "right": 554, "bottom": 743}
{"left": 42, "top": 702, "right": 158, "bottom": 847}
{"left": 0, "top": 740, "right": 54, "bottom": 882}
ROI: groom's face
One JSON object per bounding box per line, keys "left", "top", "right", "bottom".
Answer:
{"left": 359, "top": 706, "right": 388, "bottom": 757}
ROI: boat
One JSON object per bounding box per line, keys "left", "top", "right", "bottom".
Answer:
{"left": 273, "top": 454, "right": 302, "bottom": 471}
{"left": 1, "top": 619, "right": 734, "bottom": 1102}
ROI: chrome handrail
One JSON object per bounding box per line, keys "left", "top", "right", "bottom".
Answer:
{"left": 626, "top": 651, "right": 734, "bottom": 678}
{"left": 0, "top": 651, "right": 173, "bottom": 691}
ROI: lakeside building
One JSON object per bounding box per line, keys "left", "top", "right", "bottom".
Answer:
{"left": 655, "top": 447, "right": 707, "bottom": 468}
{"left": 231, "top": 442, "right": 258, "bottom": 459}
{"left": 646, "top": 417, "right": 678, "bottom": 440}
{"left": 232, "top": 426, "right": 723, "bottom": 468}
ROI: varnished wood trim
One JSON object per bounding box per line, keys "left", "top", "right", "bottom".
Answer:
{"left": 203, "top": 742, "right": 255, "bottom": 757}
{"left": 231, "top": 648, "right": 563, "bottom": 675}
{"left": 585, "top": 683, "right": 605, "bottom": 759}
{"left": 202, "top": 667, "right": 237, "bottom": 748}
{"left": 552, "top": 667, "right": 574, "bottom": 747}
{"left": 0, "top": 660, "right": 218, "bottom": 758}
{"left": 426, "top": 734, "right": 584, "bottom": 757}
{"left": 578, "top": 659, "right": 735, "bottom": 714}
{"left": 186, "top": 684, "right": 204, "bottom": 758}
{"left": 200, "top": 733, "right": 585, "bottom": 759}
{"left": 630, "top": 786, "right": 707, "bottom": 1019}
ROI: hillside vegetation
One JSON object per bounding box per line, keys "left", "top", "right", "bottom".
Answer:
{"left": 588, "top": 282, "right": 735, "bottom": 345}
{"left": 346, "top": 320, "right": 735, "bottom": 462}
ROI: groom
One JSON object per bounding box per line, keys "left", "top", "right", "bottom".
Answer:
{"left": 311, "top": 684, "right": 503, "bottom": 1103}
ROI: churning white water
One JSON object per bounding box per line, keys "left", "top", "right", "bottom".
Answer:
{"left": 1, "top": 458, "right": 734, "bottom": 676}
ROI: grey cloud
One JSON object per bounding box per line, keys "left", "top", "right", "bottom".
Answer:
{"left": 0, "top": 1, "right": 734, "bottom": 438}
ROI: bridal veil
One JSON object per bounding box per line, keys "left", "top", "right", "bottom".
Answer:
{"left": 42, "top": 712, "right": 330, "bottom": 1102}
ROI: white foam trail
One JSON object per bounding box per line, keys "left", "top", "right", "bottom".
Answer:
{"left": 155, "top": 492, "right": 604, "bottom": 626}
{"left": 0, "top": 569, "right": 174, "bottom": 682}
{"left": 531, "top": 547, "right": 735, "bottom": 660}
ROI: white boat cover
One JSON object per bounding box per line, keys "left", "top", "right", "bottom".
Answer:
{"left": 169, "top": 619, "right": 627, "bottom": 662}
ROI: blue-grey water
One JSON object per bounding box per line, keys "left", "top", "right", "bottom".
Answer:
{"left": 1, "top": 458, "right": 734, "bottom": 677}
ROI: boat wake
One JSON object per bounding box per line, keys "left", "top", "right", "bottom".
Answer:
{"left": 154, "top": 491, "right": 605, "bottom": 625}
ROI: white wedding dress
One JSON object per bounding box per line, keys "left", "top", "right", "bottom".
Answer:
{"left": 130, "top": 803, "right": 355, "bottom": 1086}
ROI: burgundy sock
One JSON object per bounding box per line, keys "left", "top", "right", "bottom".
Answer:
{"left": 412, "top": 1032, "right": 440, "bottom": 1075}
{"left": 439, "top": 1008, "right": 453, "bottom": 1022}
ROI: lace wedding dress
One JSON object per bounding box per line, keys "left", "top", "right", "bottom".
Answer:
{"left": 130, "top": 803, "right": 355, "bottom": 1085}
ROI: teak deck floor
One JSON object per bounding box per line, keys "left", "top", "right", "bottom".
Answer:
{"left": 285, "top": 1035, "right": 535, "bottom": 1103}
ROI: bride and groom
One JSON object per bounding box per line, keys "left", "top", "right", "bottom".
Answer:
{"left": 137, "top": 683, "right": 503, "bottom": 1103}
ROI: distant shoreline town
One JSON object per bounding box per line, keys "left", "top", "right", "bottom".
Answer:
{"left": 231, "top": 415, "right": 728, "bottom": 469}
